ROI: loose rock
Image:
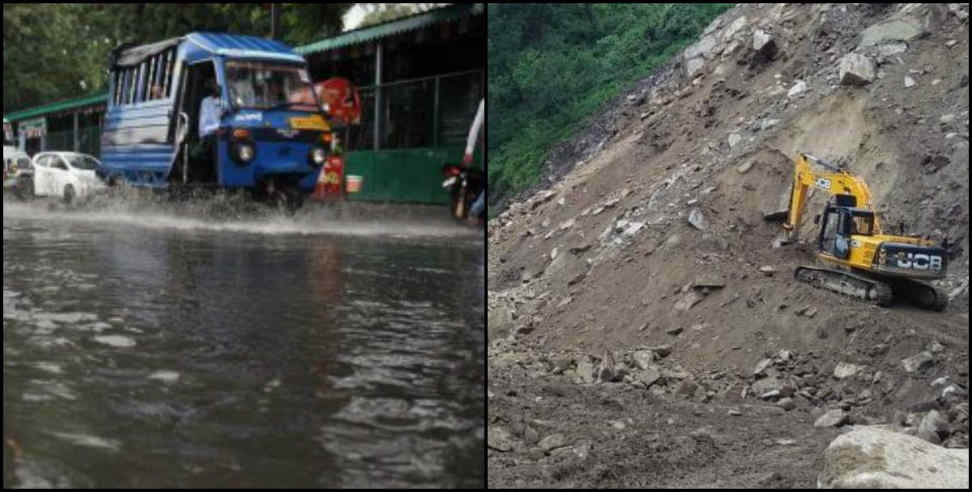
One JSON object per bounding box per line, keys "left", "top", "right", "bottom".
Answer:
{"left": 688, "top": 208, "right": 708, "bottom": 231}
{"left": 752, "top": 29, "right": 777, "bottom": 59}
{"left": 917, "top": 410, "right": 948, "bottom": 444}
{"left": 753, "top": 358, "right": 774, "bottom": 376}
{"left": 539, "top": 433, "right": 567, "bottom": 452}
{"left": 815, "top": 408, "right": 848, "bottom": 428}
{"left": 787, "top": 80, "right": 807, "bottom": 97}
{"left": 833, "top": 362, "right": 865, "bottom": 380}
{"left": 728, "top": 133, "right": 742, "bottom": 148}
{"left": 488, "top": 427, "right": 514, "bottom": 452}
{"left": 901, "top": 351, "right": 935, "bottom": 373}
{"left": 838, "top": 53, "right": 875, "bottom": 86}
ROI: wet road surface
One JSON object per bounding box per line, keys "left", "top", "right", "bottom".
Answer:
{"left": 3, "top": 197, "right": 484, "bottom": 488}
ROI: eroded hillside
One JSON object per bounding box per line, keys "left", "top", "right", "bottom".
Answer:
{"left": 488, "top": 3, "right": 969, "bottom": 488}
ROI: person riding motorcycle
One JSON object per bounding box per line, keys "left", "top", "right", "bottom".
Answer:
{"left": 464, "top": 99, "right": 485, "bottom": 225}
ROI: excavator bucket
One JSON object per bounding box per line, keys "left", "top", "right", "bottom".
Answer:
{"left": 763, "top": 209, "right": 789, "bottom": 222}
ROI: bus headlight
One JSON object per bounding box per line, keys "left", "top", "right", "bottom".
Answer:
{"left": 310, "top": 147, "right": 327, "bottom": 166}
{"left": 239, "top": 144, "right": 255, "bottom": 162}
{"left": 231, "top": 141, "right": 256, "bottom": 166}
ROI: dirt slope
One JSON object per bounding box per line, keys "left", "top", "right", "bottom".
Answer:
{"left": 488, "top": 3, "right": 969, "bottom": 487}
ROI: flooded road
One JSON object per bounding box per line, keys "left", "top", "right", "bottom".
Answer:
{"left": 3, "top": 197, "right": 484, "bottom": 488}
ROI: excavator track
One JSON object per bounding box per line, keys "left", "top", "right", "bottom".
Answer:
{"left": 794, "top": 265, "right": 894, "bottom": 307}
{"left": 889, "top": 278, "right": 949, "bottom": 312}
{"left": 794, "top": 266, "right": 949, "bottom": 311}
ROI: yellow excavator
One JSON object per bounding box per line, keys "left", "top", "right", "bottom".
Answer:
{"left": 771, "top": 152, "right": 948, "bottom": 311}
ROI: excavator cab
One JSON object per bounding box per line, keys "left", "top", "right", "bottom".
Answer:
{"left": 817, "top": 200, "right": 875, "bottom": 259}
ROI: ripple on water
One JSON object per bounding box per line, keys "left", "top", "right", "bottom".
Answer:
{"left": 26, "top": 379, "right": 78, "bottom": 400}
{"left": 33, "top": 362, "right": 64, "bottom": 374}
{"left": 147, "top": 370, "right": 181, "bottom": 384}
{"left": 33, "top": 312, "right": 100, "bottom": 325}
{"left": 27, "top": 336, "right": 77, "bottom": 350}
{"left": 46, "top": 432, "right": 121, "bottom": 452}
{"left": 92, "top": 335, "right": 137, "bottom": 348}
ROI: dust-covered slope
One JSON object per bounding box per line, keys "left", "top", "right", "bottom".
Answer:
{"left": 488, "top": 3, "right": 969, "bottom": 488}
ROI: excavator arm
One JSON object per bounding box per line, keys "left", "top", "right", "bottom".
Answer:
{"left": 782, "top": 153, "right": 880, "bottom": 242}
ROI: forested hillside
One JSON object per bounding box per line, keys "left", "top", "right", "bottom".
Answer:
{"left": 487, "top": 3, "right": 732, "bottom": 211}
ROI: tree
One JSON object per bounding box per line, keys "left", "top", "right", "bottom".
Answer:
{"left": 3, "top": 3, "right": 352, "bottom": 113}
{"left": 357, "top": 3, "right": 446, "bottom": 29}
{"left": 486, "top": 3, "right": 733, "bottom": 209}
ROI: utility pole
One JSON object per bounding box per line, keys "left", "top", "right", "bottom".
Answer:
{"left": 271, "top": 3, "right": 280, "bottom": 40}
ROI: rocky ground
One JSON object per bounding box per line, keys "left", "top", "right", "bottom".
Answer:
{"left": 488, "top": 3, "right": 969, "bottom": 488}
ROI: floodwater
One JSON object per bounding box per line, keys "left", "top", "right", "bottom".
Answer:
{"left": 2, "top": 195, "right": 485, "bottom": 488}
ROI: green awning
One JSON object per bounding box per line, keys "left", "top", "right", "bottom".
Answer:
{"left": 4, "top": 93, "right": 108, "bottom": 122}
{"left": 295, "top": 3, "right": 483, "bottom": 55}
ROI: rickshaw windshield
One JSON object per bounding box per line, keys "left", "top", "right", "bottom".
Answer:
{"left": 225, "top": 61, "right": 319, "bottom": 111}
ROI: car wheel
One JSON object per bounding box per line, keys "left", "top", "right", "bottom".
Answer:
{"left": 63, "top": 184, "right": 75, "bottom": 205}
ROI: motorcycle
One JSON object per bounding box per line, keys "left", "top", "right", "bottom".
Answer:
{"left": 441, "top": 163, "right": 484, "bottom": 221}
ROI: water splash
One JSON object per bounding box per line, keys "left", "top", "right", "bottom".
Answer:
{"left": 3, "top": 193, "right": 482, "bottom": 241}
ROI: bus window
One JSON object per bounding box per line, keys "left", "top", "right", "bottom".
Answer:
{"left": 163, "top": 50, "right": 174, "bottom": 98}
{"left": 146, "top": 59, "right": 156, "bottom": 101}
{"left": 113, "top": 72, "right": 120, "bottom": 105}
{"left": 137, "top": 62, "right": 146, "bottom": 103}
{"left": 126, "top": 68, "right": 135, "bottom": 105}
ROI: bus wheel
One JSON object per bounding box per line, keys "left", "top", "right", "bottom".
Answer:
{"left": 282, "top": 187, "right": 304, "bottom": 214}
{"left": 270, "top": 187, "right": 302, "bottom": 215}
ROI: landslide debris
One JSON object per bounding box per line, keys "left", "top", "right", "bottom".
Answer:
{"left": 489, "top": 3, "right": 969, "bottom": 488}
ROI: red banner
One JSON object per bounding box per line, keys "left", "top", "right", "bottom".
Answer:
{"left": 314, "top": 78, "right": 362, "bottom": 126}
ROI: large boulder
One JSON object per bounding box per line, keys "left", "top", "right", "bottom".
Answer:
{"left": 721, "top": 16, "right": 748, "bottom": 42}
{"left": 685, "top": 56, "right": 706, "bottom": 78}
{"left": 838, "top": 53, "right": 875, "bottom": 86}
{"left": 818, "top": 426, "right": 969, "bottom": 488}
{"left": 685, "top": 33, "right": 719, "bottom": 60}
{"left": 488, "top": 302, "right": 516, "bottom": 342}
{"left": 859, "top": 20, "right": 922, "bottom": 47}
{"left": 752, "top": 29, "right": 778, "bottom": 59}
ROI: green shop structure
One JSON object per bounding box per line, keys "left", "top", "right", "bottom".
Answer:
{"left": 298, "top": 3, "right": 484, "bottom": 204}
{"left": 2, "top": 3, "right": 483, "bottom": 205}
{"left": 3, "top": 93, "right": 107, "bottom": 157}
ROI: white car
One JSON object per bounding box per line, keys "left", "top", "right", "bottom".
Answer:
{"left": 29, "top": 151, "right": 107, "bottom": 203}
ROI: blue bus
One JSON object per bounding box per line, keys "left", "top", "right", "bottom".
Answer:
{"left": 99, "top": 32, "right": 335, "bottom": 208}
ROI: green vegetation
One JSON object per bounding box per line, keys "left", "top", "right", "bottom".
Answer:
{"left": 487, "top": 3, "right": 732, "bottom": 205}
{"left": 3, "top": 3, "right": 351, "bottom": 113}
{"left": 357, "top": 3, "right": 447, "bottom": 28}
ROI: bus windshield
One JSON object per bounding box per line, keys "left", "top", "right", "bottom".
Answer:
{"left": 225, "top": 61, "right": 319, "bottom": 112}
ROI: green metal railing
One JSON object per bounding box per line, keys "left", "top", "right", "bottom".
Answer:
{"left": 44, "top": 126, "right": 101, "bottom": 158}
{"left": 338, "top": 69, "right": 484, "bottom": 205}
{"left": 345, "top": 69, "right": 483, "bottom": 153}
